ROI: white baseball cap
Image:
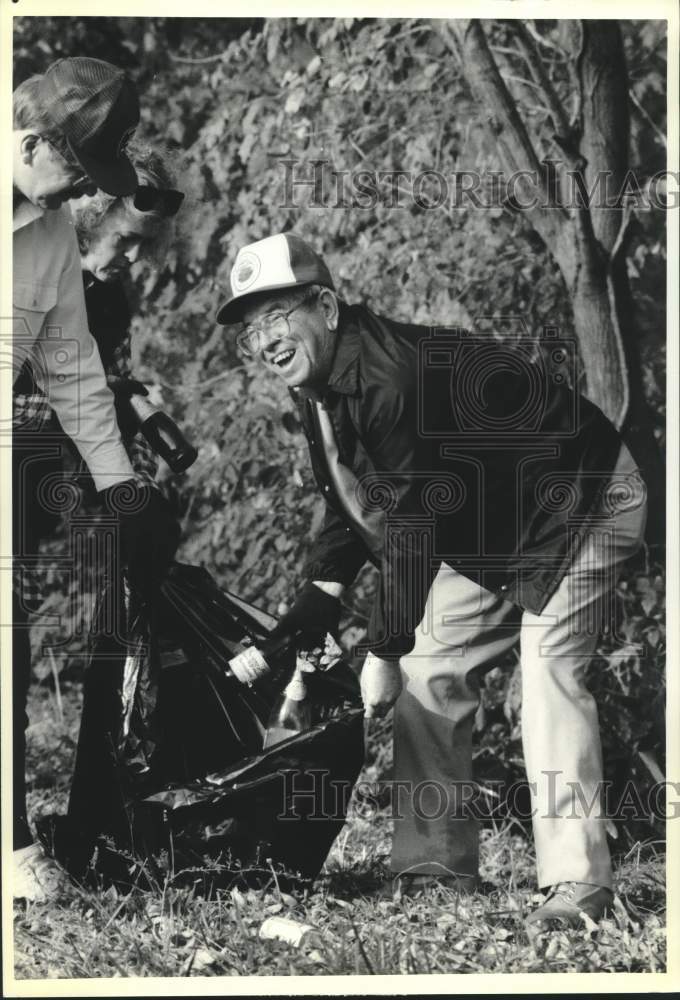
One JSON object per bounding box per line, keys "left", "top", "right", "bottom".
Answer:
{"left": 216, "top": 233, "right": 335, "bottom": 325}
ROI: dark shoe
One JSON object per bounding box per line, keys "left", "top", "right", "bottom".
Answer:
{"left": 525, "top": 881, "right": 613, "bottom": 933}
{"left": 371, "top": 872, "right": 478, "bottom": 901}
{"left": 35, "top": 813, "right": 96, "bottom": 880}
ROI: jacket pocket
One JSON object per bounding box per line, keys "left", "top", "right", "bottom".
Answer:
{"left": 14, "top": 280, "right": 58, "bottom": 336}
{"left": 13, "top": 281, "right": 59, "bottom": 384}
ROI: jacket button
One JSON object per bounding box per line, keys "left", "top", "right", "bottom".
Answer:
{"left": 323, "top": 485, "right": 330, "bottom": 493}
{"left": 500, "top": 584, "right": 508, "bottom": 591}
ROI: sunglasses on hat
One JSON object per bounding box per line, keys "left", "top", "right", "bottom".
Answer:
{"left": 133, "top": 185, "right": 184, "bottom": 217}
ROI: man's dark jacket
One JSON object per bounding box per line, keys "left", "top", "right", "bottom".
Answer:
{"left": 294, "top": 302, "right": 623, "bottom": 659}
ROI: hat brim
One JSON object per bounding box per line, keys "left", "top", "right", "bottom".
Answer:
{"left": 216, "top": 280, "right": 316, "bottom": 326}
{"left": 69, "top": 141, "right": 138, "bottom": 197}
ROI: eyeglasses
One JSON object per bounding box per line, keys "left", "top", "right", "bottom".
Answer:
{"left": 46, "top": 136, "right": 89, "bottom": 183}
{"left": 234, "top": 290, "right": 317, "bottom": 358}
{"left": 133, "top": 185, "right": 184, "bottom": 217}
{"left": 46, "top": 134, "right": 76, "bottom": 162}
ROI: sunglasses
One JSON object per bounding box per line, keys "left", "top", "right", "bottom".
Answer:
{"left": 133, "top": 185, "right": 185, "bottom": 217}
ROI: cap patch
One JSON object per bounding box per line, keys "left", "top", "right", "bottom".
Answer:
{"left": 216, "top": 232, "right": 333, "bottom": 325}
{"left": 232, "top": 251, "right": 261, "bottom": 292}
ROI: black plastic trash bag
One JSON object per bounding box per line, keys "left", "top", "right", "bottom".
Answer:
{"left": 37, "top": 563, "right": 364, "bottom": 894}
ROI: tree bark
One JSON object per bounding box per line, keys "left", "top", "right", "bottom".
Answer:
{"left": 437, "top": 18, "right": 664, "bottom": 543}
{"left": 569, "top": 20, "right": 664, "bottom": 542}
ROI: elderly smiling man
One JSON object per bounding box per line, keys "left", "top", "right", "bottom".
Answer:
{"left": 220, "top": 233, "right": 646, "bottom": 931}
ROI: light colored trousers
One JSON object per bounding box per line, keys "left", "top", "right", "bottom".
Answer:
{"left": 393, "top": 442, "right": 647, "bottom": 890}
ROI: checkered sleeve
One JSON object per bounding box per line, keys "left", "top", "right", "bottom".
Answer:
{"left": 13, "top": 563, "right": 45, "bottom": 613}
{"left": 13, "top": 389, "right": 53, "bottom": 431}
{"left": 108, "top": 333, "right": 133, "bottom": 381}
{"left": 13, "top": 402, "right": 50, "bottom": 609}
{"left": 126, "top": 432, "right": 159, "bottom": 486}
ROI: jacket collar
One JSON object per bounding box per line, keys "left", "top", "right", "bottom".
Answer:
{"left": 13, "top": 198, "right": 44, "bottom": 233}
{"left": 325, "top": 302, "right": 362, "bottom": 398}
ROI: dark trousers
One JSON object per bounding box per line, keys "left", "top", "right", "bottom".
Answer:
{"left": 12, "top": 431, "right": 63, "bottom": 849}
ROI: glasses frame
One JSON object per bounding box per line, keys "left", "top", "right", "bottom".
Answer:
{"left": 45, "top": 136, "right": 90, "bottom": 186}
{"left": 235, "top": 287, "right": 319, "bottom": 358}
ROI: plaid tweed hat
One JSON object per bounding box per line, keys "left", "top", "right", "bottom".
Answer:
{"left": 216, "top": 233, "right": 335, "bottom": 325}
{"left": 39, "top": 58, "right": 140, "bottom": 196}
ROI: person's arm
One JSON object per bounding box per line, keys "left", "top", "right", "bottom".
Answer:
{"left": 350, "top": 380, "right": 438, "bottom": 717}
{"left": 302, "top": 501, "right": 370, "bottom": 589}
{"left": 227, "top": 505, "right": 368, "bottom": 683}
{"left": 33, "top": 226, "right": 134, "bottom": 492}
{"left": 105, "top": 331, "right": 159, "bottom": 487}
{"left": 359, "top": 375, "right": 442, "bottom": 662}
{"left": 266, "top": 502, "right": 370, "bottom": 644}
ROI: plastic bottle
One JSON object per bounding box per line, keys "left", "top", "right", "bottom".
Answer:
{"left": 259, "top": 915, "right": 317, "bottom": 946}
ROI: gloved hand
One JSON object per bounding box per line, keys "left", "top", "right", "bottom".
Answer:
{"left": 268, "top": 581, "right": 342, "bottom": 649}
{"left": 107, "top": 377, "right": 149, "bottom": 438}
{"left": 360, "top": 652, "right": 403, "bottom": 719}
{"left": 107, "top": 376, "right": 149, "bottom": 399}
{"left": 101, "top": 480, "right": 180, "bottom": 600}
{"left": 228, "top": 582, "right": 343, "bottom": 685}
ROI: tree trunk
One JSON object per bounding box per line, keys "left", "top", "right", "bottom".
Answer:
{"left": 571, "top": 20, "right": 664, "bottom": 544}
{"left": 550, "top": 214, "right": 629, "bottom": 426}
{"left": 438, "top": 18, "right": 664, "bottom": 545}
{"left": 611, "top": 241, "right": 666, "bottom": 548}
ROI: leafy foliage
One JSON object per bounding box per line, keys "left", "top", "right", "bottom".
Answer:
{"left": 15, "top": 17, "right": 667, "bottom": 833}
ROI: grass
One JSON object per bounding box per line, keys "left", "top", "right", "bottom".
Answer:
{"left": 13, "top": 682, "right": 667, "bottom": 980}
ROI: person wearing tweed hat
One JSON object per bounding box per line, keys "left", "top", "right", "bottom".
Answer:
{"left": 12, "top": 60, "right": 178, "bottom": 902}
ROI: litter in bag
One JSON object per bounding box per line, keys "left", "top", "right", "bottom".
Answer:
{"left": 37, "top": 563, "right": 364, "bottom": 894}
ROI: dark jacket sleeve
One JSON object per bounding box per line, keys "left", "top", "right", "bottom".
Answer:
{"left": 303, "top": 500, "right": 371, "bottom": 586}
{"left": 358, "top": 374, "right": 440, "bottom": 660}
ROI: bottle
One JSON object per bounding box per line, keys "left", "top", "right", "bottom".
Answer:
{"left": 263, "top": 664, "right": 312, "bottom": 748}
{"left": 227, "top": 630, "right": 302, "bottom": 686}
{"left": 126, "top": 394, "right": 198, "bottom": 474}
{"left": 259, "top": 916, "right": 317, "bottom": 946}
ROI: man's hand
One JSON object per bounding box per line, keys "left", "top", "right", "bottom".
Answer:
{"left": 360, "top": 652, "right": 403, "bottom": 719}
